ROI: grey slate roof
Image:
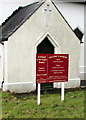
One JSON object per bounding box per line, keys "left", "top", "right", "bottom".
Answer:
{"left": 0, "top": 0, "right": 85, "bottom": 43}
{"left": 0, "top": 0, "right": 44, "bottom": 43}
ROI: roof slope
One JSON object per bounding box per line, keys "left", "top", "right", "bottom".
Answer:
{"left": 0, "top": 0, "right": 44, "bottom": 42}
{"left": 0, "top": 0, "right": 85, "bottom": 43}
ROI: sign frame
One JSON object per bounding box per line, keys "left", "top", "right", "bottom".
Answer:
{"left": 36, "top": 54, "right": 69, "bottom": 83}
{"left": 36, "top": 54, "right": 69, "bottom": 105}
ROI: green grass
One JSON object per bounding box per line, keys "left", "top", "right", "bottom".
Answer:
{"left": 0, "top": 88, "right": 85, "bottom": 119}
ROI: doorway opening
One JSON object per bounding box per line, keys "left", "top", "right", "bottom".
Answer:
{"left": 37, "top": 37, "right": 54, "bottom": 92}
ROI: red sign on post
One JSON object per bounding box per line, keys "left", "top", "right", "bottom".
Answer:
{"left": 36, "top": 54, "right": 69, "bottom": 83}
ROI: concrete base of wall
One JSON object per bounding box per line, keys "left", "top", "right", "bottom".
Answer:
{"left": 3, "top": 82, "right": 36, "bottom": 93}
{"left": 54, "top": 78, "right": 80, "bottom": 88}
{"left": 79, "top": 72, "right": 86, "bottom": 80}
{"left": 3, "top": 78, "right": 80, "bottom": 93}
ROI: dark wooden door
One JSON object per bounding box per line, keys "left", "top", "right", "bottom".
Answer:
{"left": 37, "top": 37, "right": 54, "bottom": 91}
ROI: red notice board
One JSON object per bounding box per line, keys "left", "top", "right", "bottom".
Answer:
{"left": 36, "top": 54, "right": 69, "bottom": 83}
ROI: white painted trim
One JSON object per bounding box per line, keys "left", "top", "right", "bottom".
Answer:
{"left": 3, "top": 82, "right": 8, "bottom": 91}
{"left": 79, "top": 66, "right": 86, "bottom": 73}
{"left": 3, "top": 78, "right": 81, "bottom": 92}
{"left": 69, "top": 78, "right": 80, "bottom": 81}
{"left": 3, "top": 81, "right": 34, "bottom": 85}
{"left": 32, "top": 31, "right": 61, "bottom": 86}
{"left": 80, "top": 72, "right": 85, "bottom": 74}
{"left": 35, "top": 31, "right": 61, "bottom": 54}
{"left": 4, "top": 41, "right": 8, "bottom": 83}
{"left": 0, "top": 45, "right": 3, "bottom": 88}
{"left": 3, "top": 78, "right": 80, "bottom": 86}
{"left": 68, "top": 54, "right": 70, "bottom": 79}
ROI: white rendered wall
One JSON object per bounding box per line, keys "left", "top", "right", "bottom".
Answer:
{"left": 0, "top": 44, "right": 3, "bottom": 88}
{"left": 0, "top": 1, "right": 85, "bottom": 83}
{"left": 3, "top": 0, "right": 81, "bottom": 93}
{"left": 54, "top": 2, "right": 84, "bottom": 80}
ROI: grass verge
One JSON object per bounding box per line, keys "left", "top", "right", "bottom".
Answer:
{"left": 0, "top": 88, "right": 85, "bottom": 119}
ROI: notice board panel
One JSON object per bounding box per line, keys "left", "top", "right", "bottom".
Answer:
{"left": 36, "top": 54, "right": 69, "bottom": 83}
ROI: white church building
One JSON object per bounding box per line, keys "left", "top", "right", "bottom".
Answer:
{"left": 0, "top": 0, "right": 85, "bottom": 93}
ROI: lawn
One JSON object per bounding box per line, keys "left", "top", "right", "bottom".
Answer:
{"left": 0, "top": 88, "right": 85, "bottom": 119}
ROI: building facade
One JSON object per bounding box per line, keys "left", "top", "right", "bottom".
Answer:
{"left": 0, "top": 0, "right": 85, "bottom": 93}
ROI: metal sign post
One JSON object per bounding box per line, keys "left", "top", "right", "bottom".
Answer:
{"left": 37, "top": 83, "right": 40, "bottom": 105}
{"left": 36, "top": 54, "right": 69, "bottom": 105}
{"left": 61, "top": 82, "right": 64, "bottom": 101}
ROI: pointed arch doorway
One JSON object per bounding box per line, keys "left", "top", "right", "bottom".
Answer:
{"left": 37, "top": 37, "right": 54, "bottom": 91}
